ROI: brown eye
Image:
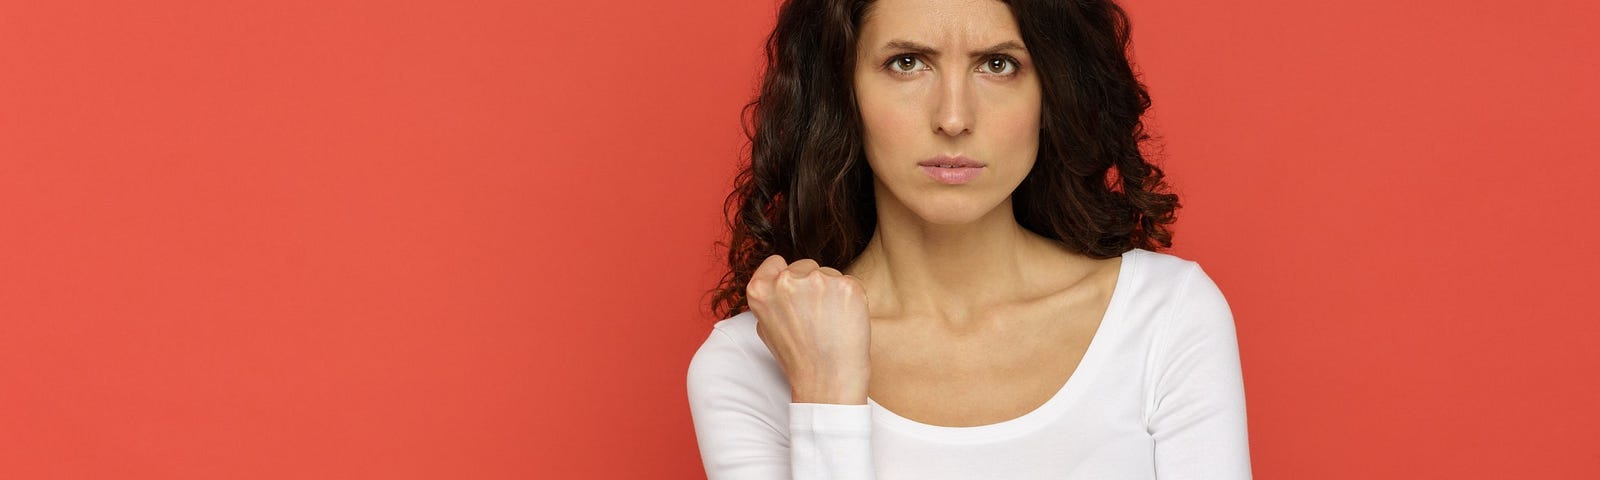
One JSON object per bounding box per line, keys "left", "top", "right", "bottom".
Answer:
{"left": 984, "top": 57, "right": 1017, "bottom": 75}
{"left": 890, "top": 55, "right": 923, "bottom": 73}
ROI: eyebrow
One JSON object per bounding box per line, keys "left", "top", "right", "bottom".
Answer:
{"left": 878, "top": 39, "right": 1027, "bottom": 58}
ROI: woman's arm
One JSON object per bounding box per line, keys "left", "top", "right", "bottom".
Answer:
{"left": 789, "top": 402, "right": 874, "bottom": 479}
{"left": 1146, "top": 263, "right": 1254, "bottom": 479}
{"left": 688, "top": 326, "right": 877, "bottom": 479}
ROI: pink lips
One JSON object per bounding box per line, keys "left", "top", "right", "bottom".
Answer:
{"left": 918, "top": 155, "right": 986, "bottom": 185}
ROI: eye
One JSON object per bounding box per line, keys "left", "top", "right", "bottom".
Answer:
{"left": 886, "top": 55, "right": 926, "bottom": 75}
{"left": 982, "top": 56, "right": 1019, "bottom": 76}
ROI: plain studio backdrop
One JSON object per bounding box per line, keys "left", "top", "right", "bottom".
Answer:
{"left": 1, "top": 0, "right": 1596, "bottom": 478}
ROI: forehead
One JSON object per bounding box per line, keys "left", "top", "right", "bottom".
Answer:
{"left": 858, "top": 0, "right": 1022, "bottom": 49}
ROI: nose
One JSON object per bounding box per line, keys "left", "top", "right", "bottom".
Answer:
{"left": 933, "top": 71, "right": 974, "bottom": 137}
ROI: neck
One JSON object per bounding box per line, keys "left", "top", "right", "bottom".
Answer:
{"left": 844, "top": 187, "right": 1063, "bottom": 328}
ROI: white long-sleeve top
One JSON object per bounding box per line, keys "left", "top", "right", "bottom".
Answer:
{"left": 686, "top": 247, "right": 1252, "bottom": 479}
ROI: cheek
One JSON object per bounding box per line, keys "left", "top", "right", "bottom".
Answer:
{"left": 998, "top": 113, "right": 1040, "bottom": 148}
{"left": 859, "top": 91, "right": 920, "bottom": 134}
{"left": 857, "top": 91, "right": 922, "bottom": 164}
{"left": 976, "top": 102, "right": 1041, "bottom": 184}
{"left": 994, "top": 101, "right": 1042, "bottom": 154}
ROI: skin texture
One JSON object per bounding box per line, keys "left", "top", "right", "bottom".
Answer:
{"left": 751, "top": 0, "right": 1124, "bottom": 423}
{"left": 844, "top": 0, "right": 1053, "bottom": 325}
{"left": 749, "top": 256, "right": 873, "bottom": 404}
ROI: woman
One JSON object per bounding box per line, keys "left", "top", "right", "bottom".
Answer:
{"left": 688, "top": 0, "right": 1251, "bottom": 478}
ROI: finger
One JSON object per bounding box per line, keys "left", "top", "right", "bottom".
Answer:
{"left": 750, "top": 254, "right": 789, "bottom": 284}
{"left": 816, "top": 266, "right": 843, "bottom": 276}
{"left": 747, "top": 255, "right": 789, "bottom": 303}
{"left": 786, "top": 259, "right": 821, "bottom": 278}
{"left": 838, "top": 272, "right": 866, "bottom": 292}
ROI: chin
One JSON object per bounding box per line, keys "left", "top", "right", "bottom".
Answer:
{"left": 909, "top": 197, "right": 999, "bottom": 226}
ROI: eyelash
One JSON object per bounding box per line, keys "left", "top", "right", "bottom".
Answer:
{"left": 881, "top": 54, "right": 1021, "bottom": 78}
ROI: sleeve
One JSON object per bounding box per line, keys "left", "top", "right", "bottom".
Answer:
{"left": 687, "top": 327, "right": 877, "bottom": 479}
{"left": 788, "top": 403, "right": 874, "bottom": 479}
{"left": 1146, "top": 263, "right": 1254, "bottom": 479}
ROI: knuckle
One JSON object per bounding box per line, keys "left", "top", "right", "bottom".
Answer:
{"left": 756, "top": 255, "right": 787, "bottom": 275}
{"left": 840, "top": 276, "right": 864, "bottom": 294}
{"left": 746, "top": 279, "right": 769, "bottom": 300}
{"left": 780, "top": 269, "right": 810, "bottom": 283}
{"left": 835, "top": 276, "right": 857, "bottom": 291}
{"left": 773, "top": 274, "right": 796, "bottom": 291}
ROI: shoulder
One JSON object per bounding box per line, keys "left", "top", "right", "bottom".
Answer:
{"left": 1124, "top": 249, "right": 1237, "bottom": 357}
{"left": 689, "top": 311, "right": 780, "bottom": 380}
{"left": 1124, "top": 247, "right": 1202, "bottom": 284}
{"left": 685, "top": 311, "right": 791, "bottom": 417}
{"left": 1123, "top": 248, "right": 1228, "bottom": 309}
{"left": 686, "top": 313, "right": 797, "bottom": 468}
{"left": 1117, "top": 248, "right": 1235, "bottom": 347}
{"left": 703, "top": 311, "right": 770, "bottom": 361}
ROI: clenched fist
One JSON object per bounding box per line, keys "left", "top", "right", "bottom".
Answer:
{"left": 746, "top": 254, "right": 871, "bottom": 405}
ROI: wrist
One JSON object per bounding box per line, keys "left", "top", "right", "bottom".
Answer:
{"left": 790, "top": 371, "right": 869, "bottom": 405}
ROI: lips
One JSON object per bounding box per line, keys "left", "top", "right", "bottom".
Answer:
{"left": 918, "top": 156, "right": 985, "bottom": 185}
{"left": 918, "top": 155, "right": 985, "bottom": 168}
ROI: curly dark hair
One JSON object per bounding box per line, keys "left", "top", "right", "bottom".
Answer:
{"left": 703, "top": 0, "right": 1180, "bottom": 322}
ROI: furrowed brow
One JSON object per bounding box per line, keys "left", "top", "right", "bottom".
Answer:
{"left": 880, "top": 39, "right": 1026, "bottom": 58}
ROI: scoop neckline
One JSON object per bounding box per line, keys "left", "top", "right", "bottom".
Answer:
{"left": 864, "top": 247, "right": 1141, "bottom": 443}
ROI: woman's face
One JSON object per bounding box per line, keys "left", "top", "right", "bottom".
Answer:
{"left": 853, "top": 0, "right": 1041, "bottom": 225}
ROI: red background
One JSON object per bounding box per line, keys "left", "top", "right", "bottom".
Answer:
{"left": 2, "top": 0, "right": 1597, "bottom": 478}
